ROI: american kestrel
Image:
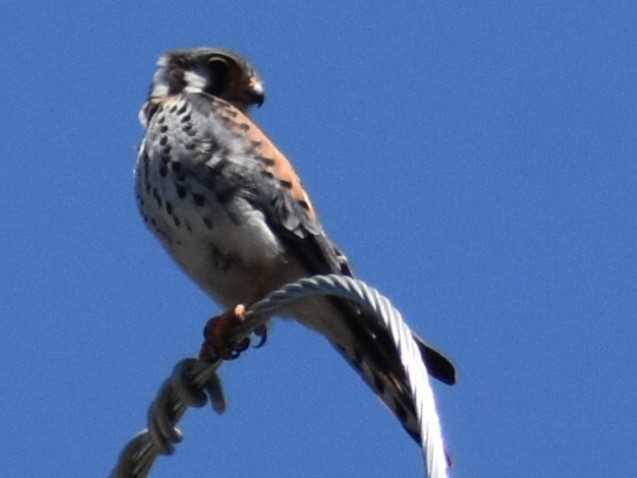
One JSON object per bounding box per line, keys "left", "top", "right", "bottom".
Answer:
{"left": 135, "top": 48, "right": 455, "bottom": 443}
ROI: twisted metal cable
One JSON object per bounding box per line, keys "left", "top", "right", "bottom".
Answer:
{"left": 111, "top": 274, "right": 448, "bottom": 478}
{"left": 111, "top": 359, "right": 224, "bottom": 477}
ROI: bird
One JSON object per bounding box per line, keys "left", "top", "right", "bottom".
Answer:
{"left": 135, "top": 47, "right": 455, "bottom": 444}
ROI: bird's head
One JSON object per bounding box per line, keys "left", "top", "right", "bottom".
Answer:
{"left": 148, "top": 47, "right": 265, "bottom": 113}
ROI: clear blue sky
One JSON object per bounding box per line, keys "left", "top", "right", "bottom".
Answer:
{"left": 1, "top": 2, "right": 635, "bottom": 477}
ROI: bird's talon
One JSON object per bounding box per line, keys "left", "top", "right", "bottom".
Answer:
{"left": 236, "top": 337, "right": 251, "bottom": 353}
{"left": 199, "top": 304, "right": 249, "bottom": 361}
{"left": 253, "top": 324, "right": 268, "bottom": 348}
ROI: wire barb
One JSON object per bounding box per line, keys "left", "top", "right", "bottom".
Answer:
{"left": 111, "top": 274, "right": 449, "bottom": 478}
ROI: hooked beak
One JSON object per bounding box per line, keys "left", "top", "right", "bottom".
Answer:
{"left": 247, "top": 77, "right": 265, "bottom": 107}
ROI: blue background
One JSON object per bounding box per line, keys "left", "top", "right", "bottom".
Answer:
{"left": 1, "top": 2, "right": 635, "bottom": 477}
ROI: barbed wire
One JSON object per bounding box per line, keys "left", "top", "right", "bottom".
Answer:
{"left": 111, "top": 274, "right": 448, "bottom": 478}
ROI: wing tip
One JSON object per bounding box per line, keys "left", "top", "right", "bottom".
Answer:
{"left": 416, "top": 339, "right": 457, "bottom": 386}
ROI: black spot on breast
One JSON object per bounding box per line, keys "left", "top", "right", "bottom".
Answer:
{"left": 185, "top": 143, "right": 196, "bottom": 150}
{"left": 160, "top": 153, "right": 169, "bottom": 165}
{"left": 152, "top": 188, "right": 162, "bottom": 208}
{"left": 238, "top": 123, "right": 250, "bottom": 131}
{"left": 169, "top": 104, "right": 178, "bottom": 113}
{"left": 185, "top": 220, "right": 192, "bottom": 232}
{"left": 176, "top": 184, "right": 186, "bottom": 198}
{"left": 143, "top": 102, "right": 160, "bottom": 122}
{"left": 143, "top": 154, "right": 150, "bottom": 177}
{"left": 159, "top": 164, "right": 167, "bottom": 177}
{"left": 192, "top": 193, "right": 205, "bottom": 207}
{"left": 180, "top": 114, "right": 191, "bottom": 123}
{"left": 177, "top": 103, "right": 188, "bottom": 114}
{"left": 172, "top": 216, "right": 180, "bottom": 227}
{"left": 145, "top": 182, "right": 151, "bottom": 195}
{"left": 182, "top": 124, "right": 193, "bottom": 132}
{"left": 157, "top": 115, "right": 165, "bottom": 124}
{"left": 160, "top": 125, "right": 168, "bottom": 133}
{"left": 203, "top": 217, "right": 213, "bottom": 229}
{"left": 159, "top": 136, "right": 168, "bottom": 146}
{"left": 164, "top": 144, "right": 172, "bottom": 154}
{"left": 262, "top": 170, "right": 274, "bottom": 179}
{"left": 225, "top": 109, "right": 238, "bottom": 118}
{"left": 171, "top": 161, "right": 182, "bottom": 173}
{"left": 165, "top": 201, "right": 173, "bottom": 214}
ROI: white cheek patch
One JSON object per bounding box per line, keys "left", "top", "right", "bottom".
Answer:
{"left": 183, "top": 68, "right": 208, "bottom": 93}
{"left": 149, "top": 55, "right": 171, "bottom": 97}
{"left": 151, "top": 81, "right": 170, "bottom": 98}
{"left": 150, "top": 68, "right": 170, "bottom": 98}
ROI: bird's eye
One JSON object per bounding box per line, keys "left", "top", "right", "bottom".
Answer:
{"left": 204, "top": 57, "right": 231, "bottom": 94}
{"left": 207, "top": 57, "right": 230, "bottom": 76}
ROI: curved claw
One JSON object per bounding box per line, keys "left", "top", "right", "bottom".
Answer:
{"left": 253, "top": 324, "right": 268, "bottom": 349}
{"left": 235, "top": 336, "right": 251, "bottom": 353}
{"left": 199, "top": 305, "right": 249, "bottom": 362}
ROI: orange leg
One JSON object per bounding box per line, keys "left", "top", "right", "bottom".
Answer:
{"left": 199, "top": 304, "right": 269, "bottom": 361}
{"left": 199, "top": 304, "right": 249, "bottom": 361}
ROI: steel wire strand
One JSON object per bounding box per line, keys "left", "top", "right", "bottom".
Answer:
{"left": 111, "top": 274, "right": 447, "bottom": 478}
{"left": 246, "top": 274, "right": 448, "bottom": 478}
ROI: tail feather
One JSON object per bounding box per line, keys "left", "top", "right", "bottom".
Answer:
{"left": 332, "top": 341, "right": 422, "bottom": 442}
{"left": 328, "top": 303, "right": 456, "bottom": 444}
{"left": 292, "top": 291, "right": 456, "bottom": 444}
